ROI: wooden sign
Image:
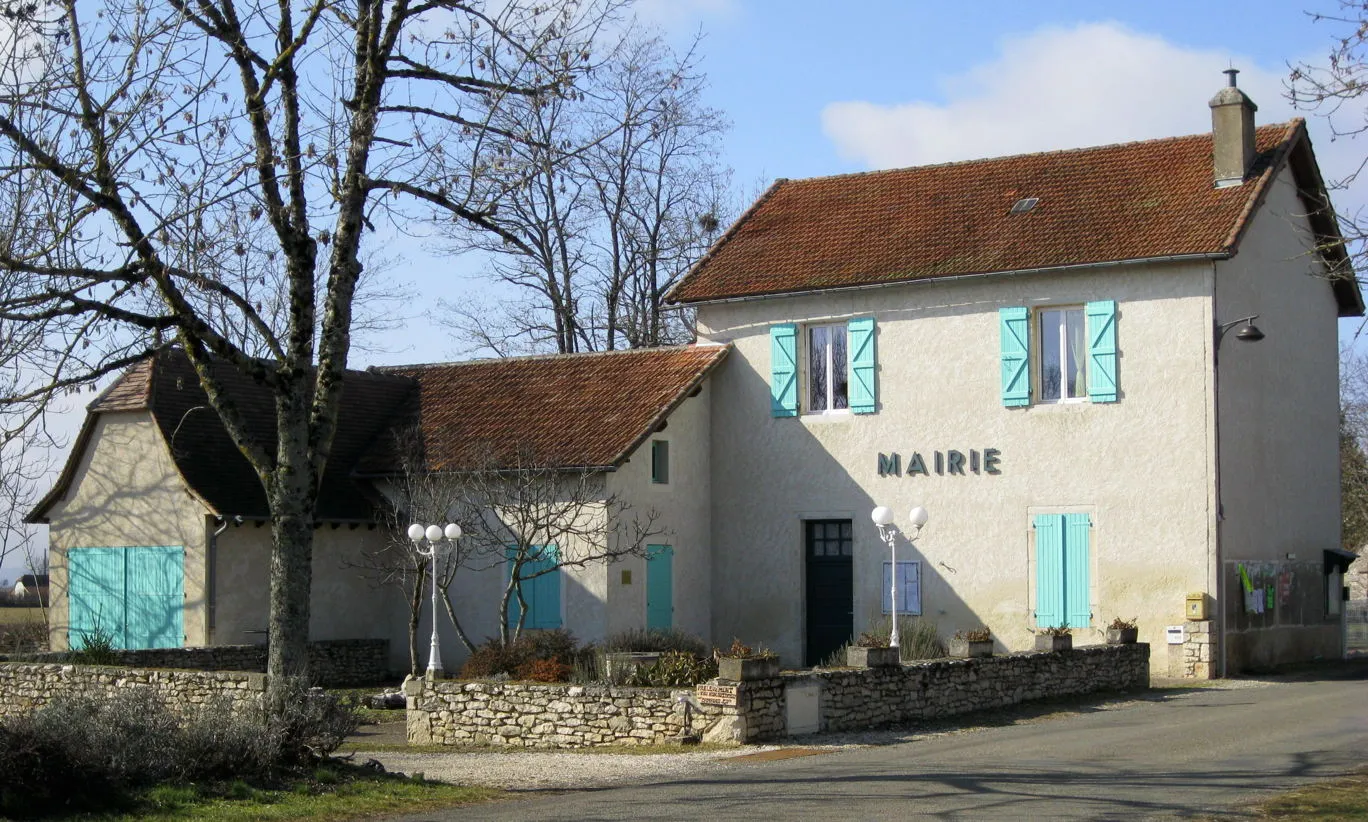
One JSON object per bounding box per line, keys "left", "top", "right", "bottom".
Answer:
{"left": 696, "top": 684, "right": 739, "bottom": 706}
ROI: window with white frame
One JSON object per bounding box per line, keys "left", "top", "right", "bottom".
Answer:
{"left": 1038, "top": 307, "right": 1087, "bottom": 402}
{"left": 806, "top": 323, "right": 849, "bottom": 413}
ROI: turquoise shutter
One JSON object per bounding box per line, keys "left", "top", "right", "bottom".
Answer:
{"left": 1000, "top": 307, "right": 1030, "bottom": 406}
{"left": 126, "top": 546, "right": 184, "bottom": 649}
{"left": 770, "top": 324, "right": 798, "bottom": 417}
{"left": 848, "top": 316, "right": 877, "bottom": 414}
{"left": 1086, "top": 300, "right": 1118, "bottom": 403}
{"left": 1034, "top": 515, "right": 1064, "bottom": 628}
{"left": 1063, "top": 514, "right": 1092, "bottom": 628}
{"left": 510, "top": 545, "right": 562, "bottom": 631}
{"left": 646, "top": 545, "right": 674, "bottom": 630}
{"left": 69, "top": 547, "right": 128, "bottom": 649}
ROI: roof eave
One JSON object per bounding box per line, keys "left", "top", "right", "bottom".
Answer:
{"left": 605, "top": 344, "right": 731, "bottom": 469}
{"left": 669, "top": 254, "right": 1232, "bottom": 308}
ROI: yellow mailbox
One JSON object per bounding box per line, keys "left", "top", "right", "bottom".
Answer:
{"left": 1185, "top": 592, "right": 1208, "bottom": 621}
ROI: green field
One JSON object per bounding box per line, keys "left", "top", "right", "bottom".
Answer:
{"left": 0, "top": 606, "right": 45, "bottom": 625}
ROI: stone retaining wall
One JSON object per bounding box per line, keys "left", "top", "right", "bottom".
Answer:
{"left": 0, "top": 662, "right": 264, "bottom": 719}
{"left": 0, "top": 638, "right": 387, "bottom": 687}
{"left": 811, "top": 644, "right": 1149, "bottom": 732}
{"left": 408, "top": 643, "right": 1149, "bottom": 748}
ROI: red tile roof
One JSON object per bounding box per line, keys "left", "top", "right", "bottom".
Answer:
{"left": 668, "top": 119, "right": 1361, "bottom": 315}
{"left": 32, "top": 348, "right": 414, "bottom": 522}
{"left": 363, "top": 345, "right": 729, "bottom": 474}
{"left": 31, "top": 344, "right": 730, "bottom": 523}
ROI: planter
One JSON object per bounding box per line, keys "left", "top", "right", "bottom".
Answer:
{"left": 846, "top": 646, "right": 901, "bottom": 668}
{"left": 1035, "top": 634, "right": 1073, "bottom": 653}
{"left": 1106, "top": 627, "right": 1139, "bottom": 645}
{"left": 603, "top": 651, "right": 663, "bottom": 684}
{"left": 717, "top": 656, "right": 780, "bottom": 681}
{"left": 947, "top": 638, "right": 993, "bottom": 659}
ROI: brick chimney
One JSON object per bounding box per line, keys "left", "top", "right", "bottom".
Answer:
{"left": 1209, "top": 68, "right": 1257, "bottom": 188}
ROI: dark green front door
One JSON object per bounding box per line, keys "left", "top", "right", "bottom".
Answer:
{"left": 805, "top": 520, "right": 853, "bottom": 666}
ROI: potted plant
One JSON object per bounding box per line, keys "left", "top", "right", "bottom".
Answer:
{"left": 715, "top": 638, "right": 780, "bottom": 681}
{"left": 1035, "top": 625, "right": 1072, "bottom": 652}
{"left": 947, "top": 628, "right": 993, "bottom": 658}
{"left": 846, "top": 632, "right": 901, "bottom": 668}
{"left": 1106, "top": 617, "right": 1139, "bottom": 645}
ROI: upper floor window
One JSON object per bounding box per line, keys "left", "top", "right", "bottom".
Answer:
{"left": 1038, "top": 307, "right": 1087, "bottom": 402}
{"left": 770, "top": 318, "right": 877, "bottom": 418}
{"left": 1000, "top": 301, "right": 1117, "bottom": 407}
{"left": 807, "top": 324, "right": 849, "bottom": 413}
{"left": 651, "top": 439, "right": 669, "bottom": 484}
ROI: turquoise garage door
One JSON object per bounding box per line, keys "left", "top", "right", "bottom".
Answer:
{"left": 69, "top": 546, "right": 184, "bottom": 649}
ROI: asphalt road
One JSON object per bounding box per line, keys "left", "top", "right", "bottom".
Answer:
{"left": 387, "top": 669, "right": 1368, "bottom": 821}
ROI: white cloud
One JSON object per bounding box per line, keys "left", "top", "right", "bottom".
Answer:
{"left": 821, "top": 22, "right": 1297, "bottom": 170}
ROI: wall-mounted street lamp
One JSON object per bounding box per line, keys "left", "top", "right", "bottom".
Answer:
{"left": 1216, "top": 314, "right": 1265, "bottom": 347}
{"left": 871, "top": 505, "right": 928, "bottom": 650}
{"left": 407, "top": 522, "right": 462, "bottom": 678}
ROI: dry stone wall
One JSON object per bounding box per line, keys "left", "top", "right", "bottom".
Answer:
{"left": 0, "top": 639, "right": 387, "bottom": 686}
{"left": 813, "top": 644, "right": 1149, "bottom": 732}
{"left": 408, "top": 644, "right": 1149, "bottom": 747}
{"left": 0, "top": 662, "right": 264, "bottom": 719}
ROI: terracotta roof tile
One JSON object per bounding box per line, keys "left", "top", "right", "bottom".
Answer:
{"left": 363, "top": 345, "right": 729, "bottom": 474}
{"left": 669, "top": 121, "right": 1340, "bottom": 305}
{"left": 89, "top": 359, "right": 154, "bottom": 412}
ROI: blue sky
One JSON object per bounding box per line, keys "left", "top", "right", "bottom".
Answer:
{"left": 4, "top": 0, "right": 1363, "bottom": 579}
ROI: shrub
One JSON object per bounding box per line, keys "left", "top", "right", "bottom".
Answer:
{"left": 460, "top": 629, "right": 582, "bottom": 682}
{"left": 0, "top": 686, "right": 361, "bottom": 818}
{"left": 1039, "top": 625, "right": 1072, "bottom": 637}
{"left": 715, "top": 638, "right": 777, "bottom": 660}
{"left": 602, "top": 627, "right": 708, "bottom": 657}
{"left": 67, "top": 623, "right": 120, "bottom": 666}
{"left": 517, "top": 657, "right": 571, "bottom": 682}
{"left": 862, "top": 615, "right": 946, "bottom": 661}
{"left": 624, "top": 650, "right": 718, "bottom": 687}
{"left": 954, "top": 627, "right": 993, "bottom": 643}
{"left": 1108, "top": 616, "right": 1138, "bottom": 630}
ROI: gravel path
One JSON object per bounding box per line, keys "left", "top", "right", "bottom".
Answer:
{"left": 345, "top": 678, "right": 1287, "bottom": 793}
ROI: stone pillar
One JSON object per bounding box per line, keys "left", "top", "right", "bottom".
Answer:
{"left": 1183, "top": 621, "right": 1216, "bottom": 679}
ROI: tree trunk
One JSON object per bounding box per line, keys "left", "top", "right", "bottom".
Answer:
{"left": 265, "top": 398, "right": 319, "bottom": 724}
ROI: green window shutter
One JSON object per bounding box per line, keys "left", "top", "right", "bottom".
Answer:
{"left": 848, "top": 316, "right": 877, "bottom": 414}
{"left": 1034, "top": 515, "right": 1064, "bottom": 628}
{"left": 1086, "top": 300, "right": 1118, "bottom": 403}
{"left": 68, "top": 547, "right": 128, "bottom": 649}
{"left": 770, "top": 324, "right": 798, "bottom": 417}
{"left": 1000, "top": 307, "right": 1030, "bottom": 407}
{"left": 509, "top": 545, "right": 562, "bottom": 631}
{"left": 126, "top": 546, "right": 184, "bottom": 649}
{"left": 1063, "top": 514, "right": 1092, "bottom": 628}
{"left": 646, "top": 544, "right": 674, "bottom": 630}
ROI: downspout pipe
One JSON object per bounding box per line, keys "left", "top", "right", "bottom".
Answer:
{"left": 207, "top": 515, "right": 242, "bottom": 643}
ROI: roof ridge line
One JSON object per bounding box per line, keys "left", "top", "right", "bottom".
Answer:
{"left": 779, "top": 120, "right": 1302, "bottom": 186}
{"left": 372, "top": 344, "right": 704, "bottom": 371}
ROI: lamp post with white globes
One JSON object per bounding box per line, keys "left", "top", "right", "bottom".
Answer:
{"left": 407, "top": 522, "right": 462, "bottom": 677}
{"left": 870, "top": 505, "right": 928, "bottom": 650}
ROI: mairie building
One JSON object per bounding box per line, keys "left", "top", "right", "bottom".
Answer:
{"left": 29, "top": 75, "right": 1362, "bottom": 677}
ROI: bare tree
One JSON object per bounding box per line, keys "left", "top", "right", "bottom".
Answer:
{"left": 1290, "top": 3, "right": 1368, "bottom": 279}
{"left": 409, "top": 446, "right": 662, "bottom": 650}
{"left": 0, "top": 0, "right": 633, "bottom": 723}
{"left": 444, "top": 29, "right": 729, "bottom": 356}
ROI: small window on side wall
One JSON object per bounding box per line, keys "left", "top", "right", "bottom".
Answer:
{"left": 651, "top": 439, "right": 669, "bottom": 484}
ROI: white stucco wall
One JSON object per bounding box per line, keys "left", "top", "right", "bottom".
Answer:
{"left": 212, "top": 523, "right": 407, "bottom": 668}
{"left": 44, "top": 411, "right": 210, "bottom": 651}
{"left": 605, "top": 375, "right": 714, "bottom": 645}
{"left": 1214, "top": 164, "right": 1344, "bottom": 669}
{"left": 696, "top": 262, "right": 1217, "bottom": 668}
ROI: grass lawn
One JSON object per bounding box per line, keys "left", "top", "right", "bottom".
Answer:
{"left": 1244, "top": 770, "right": 1368, "bottom": 819}
{"left": 63, "top": 763, "right": 502, "bottom": 821}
